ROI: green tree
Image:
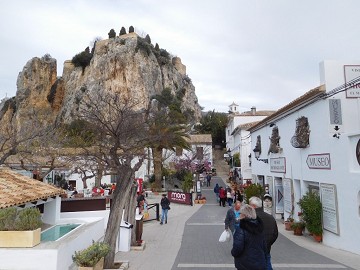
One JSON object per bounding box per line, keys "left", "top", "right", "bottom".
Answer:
{"left": 119, "top": 26, "right": 127, "bottom": 36}
{"left": 194, "top": 110, "right": 228, "bottom": 148}
{"left": 155, "top": 43, "right": 160, "bottom": 51}
{"left": 108, "top": 29, "right": 116, "bottom": 38}
{"left": 148, "top": 88, "right": 191, "bottom": 189}
{"left": 71, "top": 47, "right": 93, "bottom": 73}
{"left": 129, "top": 25, "right": 134, "bottom": 33}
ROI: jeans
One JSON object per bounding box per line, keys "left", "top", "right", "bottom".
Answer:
{"left": 215, "top": 193, "right": 219, "bottom": 202}
{"left": 266, "top": 253, "right": 273, "bottom": 270}
{"left": 161, "top": 208, "right": 169, "bottom": 223}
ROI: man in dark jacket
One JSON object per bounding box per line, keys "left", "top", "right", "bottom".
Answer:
{"left": 249, "top": 196, "right": 278, "bottom": 270}
{"left": 231, "top": 204, "right": 266, "bottom": 270}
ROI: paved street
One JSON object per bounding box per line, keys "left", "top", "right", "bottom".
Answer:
{"left": 115, "top": 173, "right": 360, "bottom": 270}
{"left": 171, "top": 175, "right": 357, "bottom": 270}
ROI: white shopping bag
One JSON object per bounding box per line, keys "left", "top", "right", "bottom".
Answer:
{"left": 219, "top": 229, "right": 231, "bottom": 242}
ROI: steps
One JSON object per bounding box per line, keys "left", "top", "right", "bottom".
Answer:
{"left": 212, "top": 149, "right": 231, "bottom": 181}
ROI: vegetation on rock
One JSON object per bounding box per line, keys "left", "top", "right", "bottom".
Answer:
{"left": 108, "top": 28, "right": 116, "bottom": 38}
{"left": 71, "top": 46, "right": 93, "bottom": 73}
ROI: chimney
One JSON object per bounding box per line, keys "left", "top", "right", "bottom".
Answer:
{"left": 251, "top": 106, "right": 256, "bottom": 115}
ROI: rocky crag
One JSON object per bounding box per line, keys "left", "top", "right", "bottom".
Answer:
{"left": 1, "top": 32, "right": 202, "bottom": 130}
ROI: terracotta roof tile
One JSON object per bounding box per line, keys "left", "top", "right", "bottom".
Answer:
{"left": 248, "top": 85, "right": 325, "bottom": 132}
{"left": 0, "top": 167, "right": 65, "bottom": 209}
{"left": 187, "top": 134, "right": 212, "bottom": 144}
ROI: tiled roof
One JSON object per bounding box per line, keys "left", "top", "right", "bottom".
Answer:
{"left": 187, "top": 134, "right": 212, "bottom": 144}
{"left": 0, "top": 167, "right": 65, "bottom": 209}
{"left": 248, "top": 85, "right": 326, "bottom": 132}
{"left": 239, "top": 110, "right": 275, "bottom": 116}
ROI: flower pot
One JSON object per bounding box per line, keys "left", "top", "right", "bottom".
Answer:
{"left": 78, "top": 257, "right": 104, "bottom": 270}
{"left": 293, "top": 227, "right": 303, "bottom": 236}
{"left": 313, "top": 234, "right": 322, "bottom": 242}
{"left": 0, "top": 228, "right": 41, "bottom": 247}
{"left": 284, "top": 221, "right": 293, "bottom": 231}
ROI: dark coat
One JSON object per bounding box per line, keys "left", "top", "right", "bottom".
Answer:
{"left": 160, "top": 196, "right": 170, "bottom": 210}
{"left": 231, "top": 218, "right": 267, "bottom": 270}
{"left": 213, "top": 184, "right": 220, "bottom": 194}
{"left": 255, "top": 208, "right": 278, "bottom": 253}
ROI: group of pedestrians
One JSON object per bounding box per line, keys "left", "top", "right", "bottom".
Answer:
{"left": 224, "top": 196, "right": 279, "bottom": 270}
{"left": 214, "top": 183, "right": 243, "bottom": 207}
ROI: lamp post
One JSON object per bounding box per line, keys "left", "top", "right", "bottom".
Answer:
{"left": 253, "top": 147, "right": 268, "bottom": 164}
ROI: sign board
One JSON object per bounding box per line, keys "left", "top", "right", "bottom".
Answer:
{"left": 306, "top": 153, "right": 331, "bottom": 170}
{"left": 283, "top": 178, "right": 293, "bottom": 214}
{"left": 275, "top": 178, "right": 284, "bottom": 214}
{"left": 270, "top": 157, "right": 286, "bottom": 173}
{"left": 320, "top": 184, "right": 339, "bottom": 235}
{"left": 329, "top": 99, "right": 343, "bottom": 125}
{"left": 344, "top": 65, "right": 360, "bottom": 98}
{"left": 168, "top": 191, "right": 193, "bottom": 206}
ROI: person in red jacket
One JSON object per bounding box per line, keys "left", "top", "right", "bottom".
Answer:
{"left": 219, "top": 186, "right": 226, "bottom": 207}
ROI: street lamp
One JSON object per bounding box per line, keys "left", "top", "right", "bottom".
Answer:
{"left": 253, "top": 146, "right": 268, "bottom": 164}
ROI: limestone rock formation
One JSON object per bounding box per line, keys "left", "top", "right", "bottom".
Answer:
{"left": 4, "top": 32, "right": 202, "bottom": 130}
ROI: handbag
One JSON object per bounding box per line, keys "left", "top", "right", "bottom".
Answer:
{"left": 168, "top": 206, "right": 171, "bottom": 210}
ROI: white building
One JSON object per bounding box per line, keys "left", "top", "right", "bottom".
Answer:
{"left": 226, "top": 103, "right": 274, "bottom": 179}
{"left": 248, "top": 60, "right": 360, "bottom": 255}
{"left": 166, "top": 134, "right": 213, "bottom": 168}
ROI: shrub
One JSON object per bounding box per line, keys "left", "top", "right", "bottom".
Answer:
{"left": 129, "top": 25, "right": 134, "bottom": 33}
{"left": 243, "top": 184, "right": 264, "bottom": 204}
{"left": 119, "top": 26, "right": 127, "bottom": 36}
{"left": 0, "top": 207, "right": 42, "bottom": 231}
{"left": 298, "top": 191, "right": 323, "bottom": 235}
{"left": 15, "top": 207, "right": 42, "bottom": 231}
{"left": 0, "top": 207, "right": 17, "bottom": 231}
{"left": 72, "top": 241, "right": 110, "bottom": 267}
{"left": 145, "top": 34, "right": 151, "bottom": 44}
{"left": 135, "top": 37, "right": 152, "bottom": 56}
{"left": 108, "top": 29, "right": 116, "bottom": 38}
{"left": 71, "top": 47, "right": 93, "bottom": 73}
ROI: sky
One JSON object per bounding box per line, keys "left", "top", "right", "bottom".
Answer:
{"left": 1, "top": 0, "right": 360, "bottom": 113}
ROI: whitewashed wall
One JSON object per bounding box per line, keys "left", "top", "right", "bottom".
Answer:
{"left": 250, "top": 61, "right": 360, "bottom": 255}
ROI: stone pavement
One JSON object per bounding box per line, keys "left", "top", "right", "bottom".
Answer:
{"left": 115, "top": 174, "right": 360, "bottom": 270}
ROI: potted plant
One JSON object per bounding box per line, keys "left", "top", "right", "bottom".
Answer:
{"left": 72, "top": 241, "right": 110, "bottom": 270}
{"left": 0, "top": 207, "right": 42, "bottom": 247}
{"left": 291, "top": 221, "right": 305, "bottom": 236}
{"left": 298, "top": 191, "right": 323, "bottom": 242}
{"left": 284, "top": 216, "right": 294, "bottom": 231}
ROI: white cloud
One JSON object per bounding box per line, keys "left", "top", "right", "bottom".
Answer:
{"left": 1, "top": 0, "right": 360, "bottom": 112}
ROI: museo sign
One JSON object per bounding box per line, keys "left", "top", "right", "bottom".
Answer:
{"left": 306, "top": 153, "right": 331, "bottom": 170}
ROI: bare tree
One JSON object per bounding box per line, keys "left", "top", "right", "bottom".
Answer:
{"left": 62, "top": 89, "right": 150, "bottom": 268}
{"left": 0, "top": 101, "right": 53, "bottom": 166}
